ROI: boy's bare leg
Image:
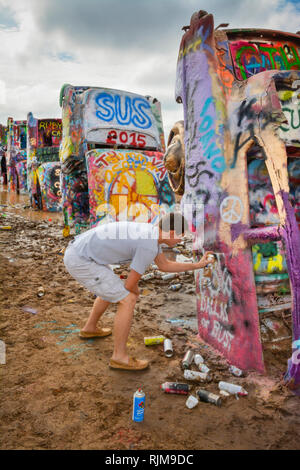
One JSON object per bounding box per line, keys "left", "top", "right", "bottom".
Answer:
{"left": 111, "top": 292, "right": 138, "bottom": 363}
{"left": 81, "top": 296, "right": 110, "bottom": 333}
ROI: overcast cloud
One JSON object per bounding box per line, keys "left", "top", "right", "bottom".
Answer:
{"left": 0, "top": 0, "right": 299, "bottom": 139}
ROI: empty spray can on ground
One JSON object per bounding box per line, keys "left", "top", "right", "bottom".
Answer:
{"left": 182, "top": 350, "right": 194, "bottom": 369}
{"left": 37, "top": 287, "right": 45, "bottom": 298}
{"left": 228, "top": 365, "right": 244, "bottom": 377}
{"left": 194, "top": 354, "right": 204, "bottom": 366}
{"left": 198, "top": 364, "right": 210, "bottom": 374}
{"left": 144, "top": 336, "right": 165, "bottom": 346}
{"left": 164, "top": 339, "right": 173, "bottom": 357}
{"left": 169, "top": 283, "right": 182, "bottom": 291}
{"left": 160, "top": 382, "right": 191, "bottom": 395}
{"left": 185, "top": 395, "right": 199, "bottom": 409}
{"left": 132, "top": 388, "right": 145, "bottom": 422}
{"left": 162, "top": 273, "right": 178, "bottom": 281}
{"left": 218, "top": 381, "right": 248, "bottom": 396}
{"left": 141, "top": 273, "right": 155, "bottom": 281}
{"left": 184, "top": 370, "right": 212, "bottom": 382}
{"left": 196, "top": 389, "right": 222, "bottom": 407}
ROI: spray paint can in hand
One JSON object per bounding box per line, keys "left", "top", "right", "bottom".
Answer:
{"left": 132, "top": 388, "right": 145, "bottom": 422}
{"left": 182, "top": 350, "right": 194, "bottom": 369}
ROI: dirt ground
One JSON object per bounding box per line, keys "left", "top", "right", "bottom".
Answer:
{"left": 0, "top": 198, "right": 300, "bottom": 450}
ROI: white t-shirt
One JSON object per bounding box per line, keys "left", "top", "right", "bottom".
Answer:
{"left": 71, "top": 221, "right": 162, "bottom": 275}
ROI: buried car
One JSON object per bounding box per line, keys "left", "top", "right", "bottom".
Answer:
{"left": 164, "top": 11, "right": 300, "bottom": 392}
{"left": 59, "top": 84, "right": 175, "bottom": 234}
{"left": 27, "top": 113, "right": 62, "bottom": 211}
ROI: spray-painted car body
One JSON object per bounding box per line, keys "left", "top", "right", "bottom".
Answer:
{"left": 168, "top": 11, "right": 300, "bottom": 390}
{"left": 59, "top": 85, "right": 174, "bottom": 232}
{"left": 27, "top": 113, "right": 62, "bottom": 211}
{"left": 6, "top": 118, "right": 27, "bottom": 194}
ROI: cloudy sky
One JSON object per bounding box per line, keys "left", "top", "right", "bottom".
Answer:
{"left": 0, "top": 0, "right": 299, "bottom": 140}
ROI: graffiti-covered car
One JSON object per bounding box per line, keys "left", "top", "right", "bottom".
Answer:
{"left": 27, "top": 113, "right": 62, "bottom": 211}
{"left": 59, "top": 84, "right": 175, "bottom": 233}
{"left": 165, "top": 11, "right": 300, "bottom": 391}
{"left": 6, "top": 117, "right": 27, "bottom": 194}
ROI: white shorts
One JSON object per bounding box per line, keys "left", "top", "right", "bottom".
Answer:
{"left": 64, "top": 243, "right": 129, "bottom": 303}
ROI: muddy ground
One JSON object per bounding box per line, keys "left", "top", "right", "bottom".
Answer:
{"left": 0, "top": 197, "right": 300, "bottom": 450}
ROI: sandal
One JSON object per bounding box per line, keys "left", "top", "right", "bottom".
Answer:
{"left": 79, "top": 328, "right": 112, "bottom": 338}
{"left": 109, "top": 356, "right": 149, "bottom": 371}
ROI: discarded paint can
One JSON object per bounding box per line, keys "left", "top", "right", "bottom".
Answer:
{"left": 198, "top": 363, "right": 210, "bottom": 374}
{"left": 37, "top": 287, "right": 45, "bottom": 298}
{"left": 154, "top": 270, "right": 163, "bottom": 278}
{"left": 228, "top": 365, "right": 244, "bottom": 377}
{"left": 169, "top": 283, "right": 182, "bottom": 291}
{"left": 141, "top": 272, "right": 155, "bottom": 281}
{"left": 132, "top": 388, "right": 145, "bottom": 422}
{"left": 182, "top": 350, "right": 194, "bottom": 369}
{"left": 196, "top": 389, "right": 222, "bottom": 407}
{"left": 185, "top": 395, "right": 199, "bottom": 409}
{"left": 160, "top": 382, "right": 190, "bottom": 395}
{"left": 164, "top": 339, "right": 173, "bottom": 358}
{"left": 144, "top": 335, "right": 165, "bottom": 346}
{"left": 184, "top": 370, "right": 212, "bottom": 382}
{"left": 194, "top": 354, "right": 204, "bottom": 366}
{"left": 218, "top": 381, "right": 248, "bottom": 396}
{"left": 162, "top": 273, "right": 178, "bottom": 281}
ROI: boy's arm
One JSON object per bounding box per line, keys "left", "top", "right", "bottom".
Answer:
{"left": 124, "top": 269, "right": 141, "bottom": 296}
{"left": 154, "top": 252, "right": 214, "bottom": 273}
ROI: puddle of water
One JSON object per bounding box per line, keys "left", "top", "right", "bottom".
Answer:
{"left": 0, "top": 186, "right": 62, "bottom": 223}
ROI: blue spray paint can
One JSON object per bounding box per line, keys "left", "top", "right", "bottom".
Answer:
{"left": 132, "top": 388, "right": 145, "bottom": 422}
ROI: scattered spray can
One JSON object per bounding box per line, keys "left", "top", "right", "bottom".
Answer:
{"left": 184, "top": 370, "right": 212, "bottom": 382}
{"left": 144, "top": 335, "right": 165, "bottom": 346}
{"left": 218, "top": 381, "right": 248, "bottom": 396}
{"left": 164, "top": 339, "right": 173, "bottom": 358}
{"left": 182, "top": 350, "right": 194, "bottom": 369}
{"left": 160, "top": 382, "right": 191, "bottom": 395}
{"left": 194, "top": 354, "right": 205, "bottom": 366}
{"left": 196, "top": 389, "right": 222, "bottom": 407}
{"left": 169, "top": 283, "right": 182, "bottom": 291}
{"left": 228, "top": 365, "right": 244, "bottom": 377}
{"left": 185, "top": 395, "right": 199, "bottom": 409}
{"left": 154, "top": 270, "right": 163, "bottom": 279}
{"left": 198, "top": 364, "right": 210, "bottom": 374}
{"left": 141, "top": 273, "right": 155, "bottom": 281}
{"left": 162, "top": 273, "right": 178, "bottom": 281}
{"left": 37, "top": 287, "right": 45, "bottom": 298}
{"left": 132, "top": 388, "right": 145, "bottom": 422}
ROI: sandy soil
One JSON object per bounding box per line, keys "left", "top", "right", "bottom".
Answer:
{"left": 0, "top": 203, "right": 300, "bottom": 450}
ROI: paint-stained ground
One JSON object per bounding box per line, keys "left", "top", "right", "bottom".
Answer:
{"left": 0, "top": 203, "right": 300, "bottom": 450}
